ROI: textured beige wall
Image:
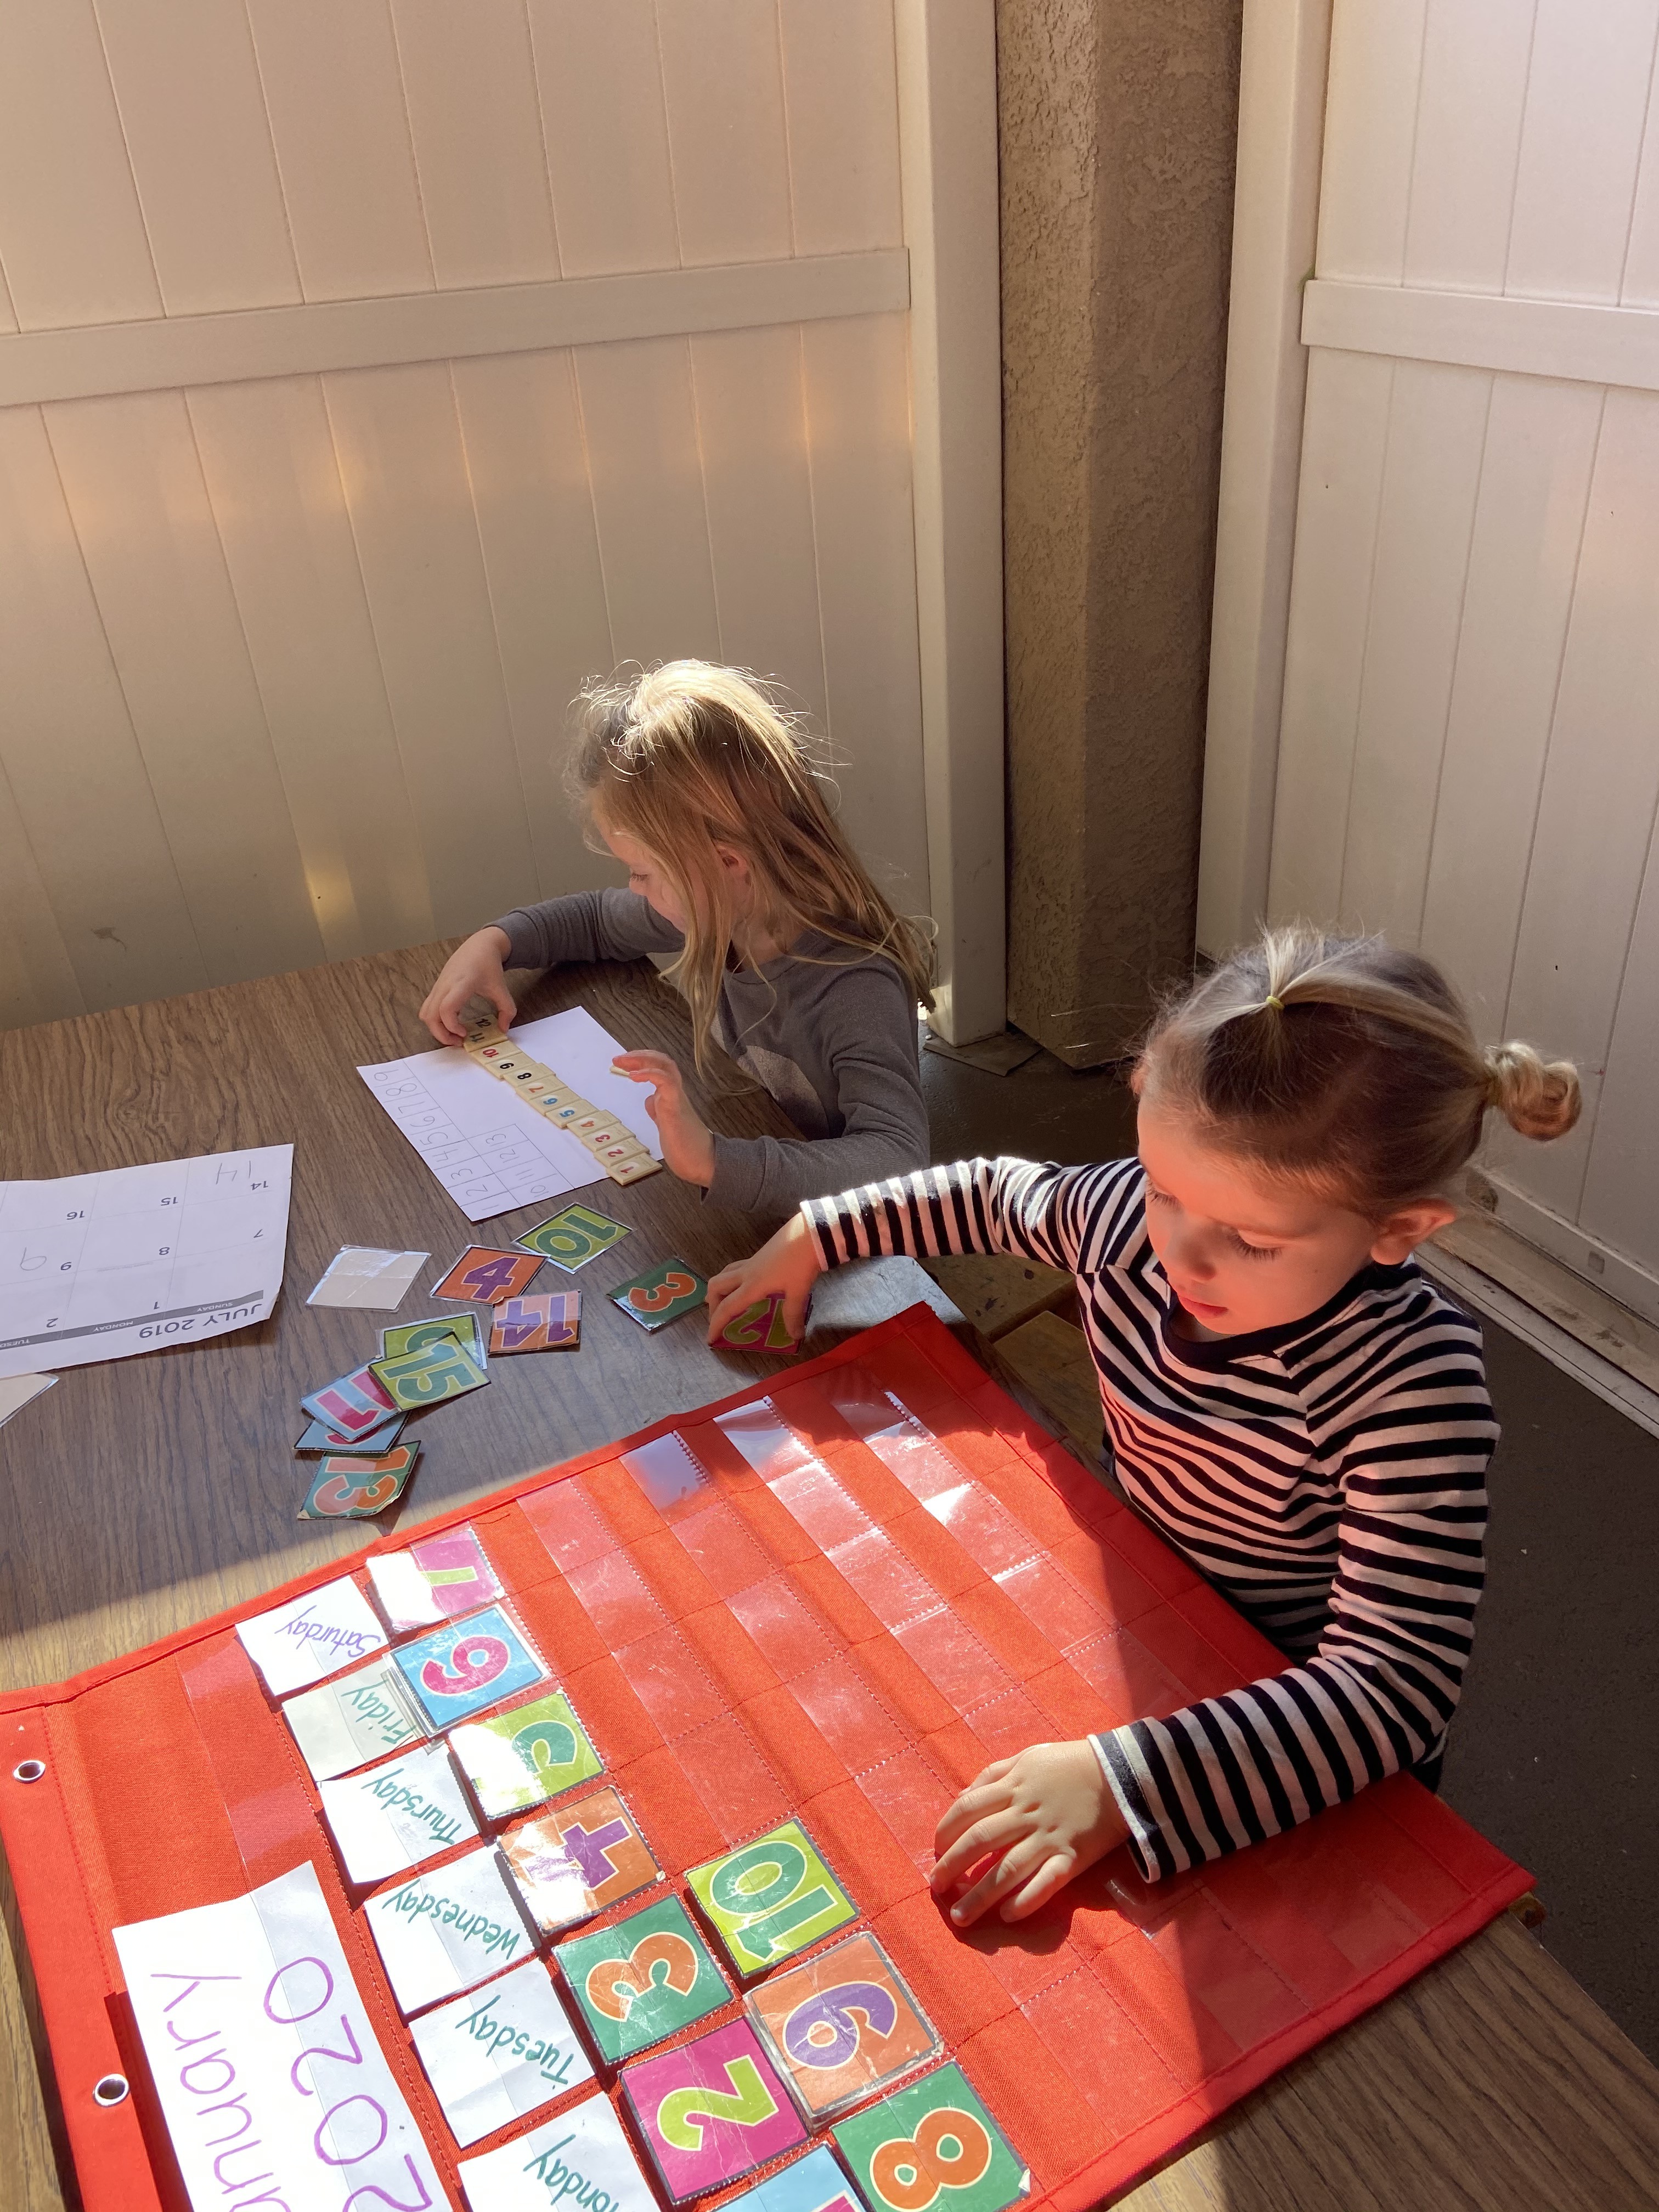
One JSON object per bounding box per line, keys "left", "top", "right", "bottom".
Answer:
{"left": 1000, "top": 0, "right": 1243, "bottom": 1065}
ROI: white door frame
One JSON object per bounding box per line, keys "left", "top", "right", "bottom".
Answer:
{"left": 1197, "top": 0, "right": 1332, "bottom": 961}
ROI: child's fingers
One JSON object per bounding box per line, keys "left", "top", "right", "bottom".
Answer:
{"left": 929, "top": 1806, "right": 1026, "bottom": 1895}
{"left": 943, "top": 1837, "right": 1051, "bottom": 1929}
{"left": 486, "top": 982, "right": 515, "bottom": 1031}
{"left": 704, "top": 1277, "right": 760, "bottom": 1342}
{"left": 997, "top": 1852, "right": 1074, "bottom": 1923}
{"left": 612, "top": 1051, "right": 678, "bottom": 1090}
{"left": 932, "top": 1770, "right": 1015, "bottom": 1860}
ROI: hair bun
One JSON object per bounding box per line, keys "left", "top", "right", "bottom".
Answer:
{"left": 1483, "top": 1041, "right": 1582, "bottom": 1141}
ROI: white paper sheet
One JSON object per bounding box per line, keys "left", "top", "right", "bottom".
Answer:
{"left": 0, "top": 1144, "right": 292, "bottom": 1381}
{"left": 358, "top": 1008, "right": 662, "bottom": 1224}
{"left": 236, "top": 1575, "right": 388, "bottom": 1696}
{"left": 319, "top": 1740, "right": 479, "bottom": 1883}
{"left": 458, "top": 2088, "right": 658, "bottom": 2212}
{"left": 411, "top": 1957, "right": 595, "bottom": 2146}
{"left": 365, "top": 1844, "right": 537, "bottom": 2015}
{"left": 112, "top": 1860, "right": 444, "bottom": 2212}
{"left": 307, "top": 1245, "right": 430, "bottom": 1308}
{"left": 282, "top": 1657, "right": 427, "bottom": 1780}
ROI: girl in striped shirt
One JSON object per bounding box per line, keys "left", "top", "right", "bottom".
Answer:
{"left": 704, "top": 929, "right": 1580, "bottom": 1925}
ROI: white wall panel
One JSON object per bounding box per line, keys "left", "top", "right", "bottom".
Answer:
{"left": 43, "top": 392, "right": 324, "bottom": 984}
{"left": 1624, "top": 64, "right": 1659, "bottom": 307}
{"left": 1267, "top": 348, "right": 1395, "bottom": 926}
{"left": 0, "top": 408, "right": 208, "bottom": 1012}
{"left": 0, "top": 0, "right": 160, "bottom": 331}
{"left": 576, "top": 336, "right": 723, "bottom": 664}
{"left": 450, "top": 347, "right": 616, "bottom": 894}
{"left": 1404, "top": 0, "right": 1533, "bottom": 294}
{"left": 188, "top": 375, "right": 438, "bottom": 962}
{"left": 1339, "top": 362, "right": 1491, "bottom": 941}
{"left": 0, "top": 761, "right": 86, "bottom": 1032}
{"left": 802, "top": 314, "right": 930, "bottom": 913}
{"left": 657, "top": 0, "right": 794, "bottom": 266}
{"left": 1419, "top": 375, "right": 1603, "bottom": 1031}
{"left": 245, "top": 0, "right": 433, "bottom": 303}
{"left": 692, "top": 324, "right": 828, "bottom": 721}
{"left": 1579, "top": 825, "right": 1659, "bottom": 1264}
{"left": 779, "top": 0, "right": 904, "bottom": 257}
{"left": 392, "top": 0, "right": 561, "bottom": 290}
{"left": 528, "top": 0, "right": 681, "bottom": 276}
{"left": 323, "top": 361, "right": 539, "bottom": 936}
{"left": 1316, "top": 0, "right": 1426, "bottom": 284}
{"left": 92, "top": 0, "right": 300, "bottom": 314}
{"left": 1505, "top": 0, "right": 1659, "bottom": 304}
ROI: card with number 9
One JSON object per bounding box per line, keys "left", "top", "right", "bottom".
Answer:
{"left": 391, "top": 1601, "right": 548, "bottom": 1728}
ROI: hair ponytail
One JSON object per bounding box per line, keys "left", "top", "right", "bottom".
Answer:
{"left": 1137, "top": 925, "right": 1580, "bottom": 1219}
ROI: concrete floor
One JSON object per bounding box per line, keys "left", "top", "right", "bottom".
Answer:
{"left": 919, "top": 1034, "right": 1659, "bottom": 2063}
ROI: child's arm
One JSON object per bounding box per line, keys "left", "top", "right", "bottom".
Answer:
{"left": 420, "top": 890, "right": 682, "bottom": 1043}
{"left": 706, "top": 1153, "right": 1133, "bottom": 1340}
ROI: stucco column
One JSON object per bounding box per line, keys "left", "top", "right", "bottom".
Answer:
{"left": 999, "top": 0, "right": 1243, "bottom": 1065}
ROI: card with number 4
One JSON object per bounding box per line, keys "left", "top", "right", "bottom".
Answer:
{"left": 433, "top": 1245, "right": 544, "bottom": 1305}
{"left": 298, "top": 1443, "right": 421, "bottom": 1522}
{"left": 516, "top": 1204, "right": 630, "bottom": 1272}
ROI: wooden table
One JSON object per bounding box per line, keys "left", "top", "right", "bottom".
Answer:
{"left": 4, "top": 945, "right": 1658, "bottom": 2212}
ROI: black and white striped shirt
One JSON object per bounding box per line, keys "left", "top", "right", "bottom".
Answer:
{"left": 803, "top": 1156, "right": 1495, "bottom": 1882}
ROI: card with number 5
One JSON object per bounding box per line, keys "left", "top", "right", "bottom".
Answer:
{"left": 392, "top": 1601, "right": 548, "bottom": 1729}
{"left": 433, "top": 1245, "right": 544, "bottom": 1304}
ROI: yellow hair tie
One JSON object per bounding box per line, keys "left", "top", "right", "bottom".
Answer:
{"left": 1265, "top": 994, "right": 1284, "bottom": 1012}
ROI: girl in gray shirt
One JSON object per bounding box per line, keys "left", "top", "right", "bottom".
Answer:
{"left": 420, "top": 663, "right": 934, "bottom": 1214}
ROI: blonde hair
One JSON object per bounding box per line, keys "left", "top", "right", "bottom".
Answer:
{"left": 1135, "top": 926, "right": 1580, "bottom": 1219}
{"left": 566, "top": 662, "right": 934, "bottom": 1066}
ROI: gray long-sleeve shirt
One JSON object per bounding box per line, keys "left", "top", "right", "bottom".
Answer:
{"left": 494, "top": 888, "right": 928, "bottom": 1214}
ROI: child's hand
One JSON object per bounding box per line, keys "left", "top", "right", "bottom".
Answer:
{"left": 705, "top": 1215, "right": 823, "bottom": 1346}
{"left": 612, "top": 1051, "right": 716, "bottom": 1187}
{"left": 930, "top": 1741, "right": 1128, "bottom": 1926}
{"left": 420, "top": 928, "right": 515, "bottom": 1045}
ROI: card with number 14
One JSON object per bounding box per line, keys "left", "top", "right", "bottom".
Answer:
{"left": 490, "top": 1293, "right": 580, "bottom": 1355}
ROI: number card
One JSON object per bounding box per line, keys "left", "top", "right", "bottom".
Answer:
{"left": 724, "top": 2144, "right": 866, "bottom": 2212}
{"left": 295, "top": 1409, "right": 407, "bottom": 1455}
{"left": 381, "top": 1311, "right": 487, "bottom": 1365}
{"left": 489, "top": 1291, "right": 581, "bottom": 1355}
{"left": 369, "top": 1524, "right": 504, "bottom": 1631}
{"left": 832, "top": 2066, "right": 1029, "bottom": 2212}
{"left": 687, "top": 1820, "right": 857, "bottom": 1976}
{"left": 300, "top": 1361, "right": 398, "bottom": 1440}
{"left": 434, "top": 1245, "right": 545, "bottom": 1305}
{"left": 297, "top": 1442, "right": 421, "bottom": 1521}
{"left": 318, "top": 1740, "right": 478, "bottom": 1884}
{"left": 713, "top": 1294, "right": 803, "bottom": 1355}
{"left": 236, "top": 1573, "right": 387, "bottom": 1696}
{"left": 501, "top": 1786, "right": 658, "bottom": 1931}
{"left": 411, "top": 1958, "right": 595, "bottom": 2149}
{"left": 457, "top": 2090, "right": 658, "bottom": 2212}
{"left": 746, "top": 1933, "right": 940, "bottom": 2119}
{"left": 556, "top": 1894, "right": 728, "bottom": 2063}
{"left": 281, "top": 1657, "right": 427, "bottom": 1781}
{"left": 370, "top": 1338, "right": 489, "bottom": 1412}
{"left": 609, "top": 1259, "right": 708, "bottom": 1333}
{"left": 516, "top": 1204, "right": 631, "bottom": 1272}
{"left": 621, "top": 2018, "right": 807, "bottom": 2202}
{"left": 365, "top": 1843, "right": 537, "bottom": 2016}
{"left": 392, "top": 1602, "right": 548, "bottom": 1729}
{"left": 449, "top": 1690, "right": 603, "bottom": 1818}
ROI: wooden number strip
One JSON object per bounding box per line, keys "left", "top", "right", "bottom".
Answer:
{"left": 462, "top": 1022, "right": 661, "bottom": 1187}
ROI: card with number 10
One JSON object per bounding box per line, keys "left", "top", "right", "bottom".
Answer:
{"left": 516, "top": 1204, "right": 630, "bottom": 1272}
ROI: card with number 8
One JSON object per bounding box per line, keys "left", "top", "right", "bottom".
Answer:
{"left": 391, "top": 1601, "right": 548, "bottom": 1729}
{"left": 687, "top": 1818, "right": 856, "bottom": 1976}
{"left": 832, "top": 2064, "right": 1028, "bottom": 2212}
{"left": 516, "top": 1204, "right": 631, "bottom": 1272}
